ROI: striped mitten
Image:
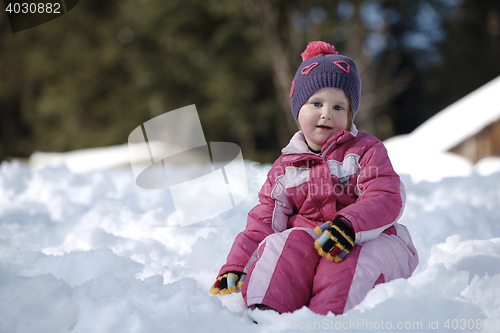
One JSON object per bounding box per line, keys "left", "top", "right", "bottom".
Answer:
{"left": 210, "top": 271, "right": 246, "bottom": 296}
{"left": 314, "top": 217, "right": 355, "bottom": 262}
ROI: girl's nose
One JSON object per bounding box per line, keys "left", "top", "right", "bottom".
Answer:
{"left": 320, "top": 111, "right": 331, "bottom": 120}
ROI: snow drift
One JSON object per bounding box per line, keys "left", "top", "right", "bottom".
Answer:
{"left": 1, "top": 154, "right": 500, "bottom": 332}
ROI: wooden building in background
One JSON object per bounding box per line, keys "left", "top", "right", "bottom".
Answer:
{"left": 449, "top": 118, "right": 500, "bottom": 164}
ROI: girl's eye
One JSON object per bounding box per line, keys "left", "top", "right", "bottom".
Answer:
{"left": 313, "top": 102, "right": 322, "bottom": 107}
{"left": 333, "top": 105, "right": 343, "bottom": 111}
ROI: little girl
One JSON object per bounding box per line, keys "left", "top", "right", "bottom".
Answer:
{"left": 210, "top": 41, "right": 418, "bottom": 315}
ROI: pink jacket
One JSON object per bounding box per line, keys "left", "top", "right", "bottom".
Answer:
{"left": 219, "top": 126, "right": 405, "bottom": 276}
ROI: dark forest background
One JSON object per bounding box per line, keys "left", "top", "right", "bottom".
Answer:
{"left": 1, "top": 0, "right": 499, "bottom": 163}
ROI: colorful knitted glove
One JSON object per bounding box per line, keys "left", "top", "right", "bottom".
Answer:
{"left": 314, "top": 217, "right": 355, "bottom": 262}
{"left": 210, "top": 271, "right": 246, "bottom": 296}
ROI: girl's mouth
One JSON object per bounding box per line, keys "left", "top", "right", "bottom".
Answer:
{"left": 316, "top": 125, "right": 332, "bottom": 130}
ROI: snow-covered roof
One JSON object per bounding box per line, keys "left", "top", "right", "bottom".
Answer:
{"left": 384, "top": 75, "right": 500, "bottom": 182}
{"left": 409, "top": 75, "right": 500, "bottom": 153}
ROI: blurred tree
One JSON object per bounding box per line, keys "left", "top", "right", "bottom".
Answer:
{"left": 0, "top": 0, "right": 282, "bottom": 162}
{"left": 426, "top": 0, "right": 500, "bottom": 117}
{"left": 1, "top": 0, "right": 498, "bottom": 164}
{"left": 378, "top": 0, "right": 500, "bottom": 136}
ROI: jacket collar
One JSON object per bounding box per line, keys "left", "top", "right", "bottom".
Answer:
{"left": 282, "top": 124, "right": 358, "bottom": 160}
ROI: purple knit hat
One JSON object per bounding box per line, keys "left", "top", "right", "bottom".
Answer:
{"left": 290, "top": 41, "right": 361, "bottom": 122}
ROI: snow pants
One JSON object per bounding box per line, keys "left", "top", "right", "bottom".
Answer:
{"left": 241, "top": 224, "right": 418, "bottom": 315}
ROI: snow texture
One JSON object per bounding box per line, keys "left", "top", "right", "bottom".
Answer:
{"left": 1, "top": 148, "right": 500, "bottom": 333}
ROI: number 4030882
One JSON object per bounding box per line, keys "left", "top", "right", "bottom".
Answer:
{"left": 443, "top": 319, "right": 499, "bottom": 330}
{"left": 5, "top": 2, "right": 61, "bottom": 14}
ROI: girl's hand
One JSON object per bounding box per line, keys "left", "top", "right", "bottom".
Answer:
{"left": 210, "top": 271, "right": 246, "bottom": 295}
{"left": 314, "top": 217, "right": 355, "bottom": 262}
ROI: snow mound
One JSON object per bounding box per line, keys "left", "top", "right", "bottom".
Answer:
{"left": 1, "top": 158, "right": 500, "bottom": 332}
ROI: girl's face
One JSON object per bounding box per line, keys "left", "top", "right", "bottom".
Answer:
{"left": 297, "top": 87, "right": 350, "bottom": 151}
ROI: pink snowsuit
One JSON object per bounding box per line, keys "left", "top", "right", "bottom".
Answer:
{"left": 218, "top": 126, "right": 419, "bottom": 315}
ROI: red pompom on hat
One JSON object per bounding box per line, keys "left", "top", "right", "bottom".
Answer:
{"left": 301, "top": 41, "right": 338, "bottom": 61}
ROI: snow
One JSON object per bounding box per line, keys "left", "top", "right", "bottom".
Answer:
{"left": 384, "top": 133, "right": 474, "bottom": 182}
{"left": 6, "top": 81, "right": 500, "bottom": 330}
{"left": 2, "top": 146, "right": 500, "bottom": 332}
{"left": 29, "top": 144, "right": 133, "bottom": 172}
{"left": 4, "top": 76, "right": 500, "bottom": 331}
